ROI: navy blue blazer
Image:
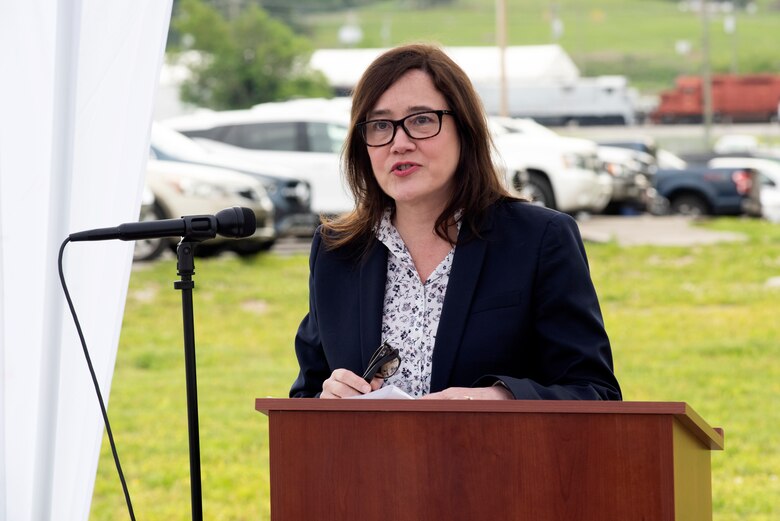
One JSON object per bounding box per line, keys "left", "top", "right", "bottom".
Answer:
{"left": 290, "top": 200, "right": 621, "bottom": 400}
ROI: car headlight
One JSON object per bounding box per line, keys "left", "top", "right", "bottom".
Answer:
{"left": 603, "top": 162, "right": 625, "bottom": 177}
{"left": 562, "top": 153, "right": 586, "bottom": 170}
{"left": 281, "top": 181, "right": 312, "bottom": 205}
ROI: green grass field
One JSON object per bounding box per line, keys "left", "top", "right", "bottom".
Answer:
{"left": 89, "top": 217, "right": 780, "bottom": 520}
{"left": 301, "top": 0, "right": 780, "bottom": 91}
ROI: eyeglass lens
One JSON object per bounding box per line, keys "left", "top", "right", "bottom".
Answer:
{"left": 360, "top": 111, "right": 445, "bottom": 147}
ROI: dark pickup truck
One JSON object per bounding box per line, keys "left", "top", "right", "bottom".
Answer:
{"left": 653, "top": 166, "right": 762, "bottom": 217}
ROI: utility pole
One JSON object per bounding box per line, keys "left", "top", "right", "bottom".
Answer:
{"left": 496, "top": 0, "right": 508, "bottom": 117}
{"left": 724, "top": 12, "right": 738, "bottom": 74}
{"left": 701, "top": 0, "right": 713, "bottom": 150}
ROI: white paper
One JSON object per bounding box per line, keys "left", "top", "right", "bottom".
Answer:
{"left": 348, "top": 385, "right": 415, "bottom": 400}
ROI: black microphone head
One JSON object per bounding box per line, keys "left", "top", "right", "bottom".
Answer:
{"left": 215, "top": 207, "right": 256, "bottom": 238}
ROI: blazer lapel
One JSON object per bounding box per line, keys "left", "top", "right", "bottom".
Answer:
{"left": 429, "top": 214, "right": 493, "bottom": 392}
{"left": 359, "top": 241, "right": 388, "bottom": 367}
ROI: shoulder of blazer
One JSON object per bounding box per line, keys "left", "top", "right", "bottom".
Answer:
{"left": 477, "top": 199, "right": 573, "bottom": 235}
{"left": 494, "top": 199, "right": 567, "bottom": 222}
{"left": 311, "top": 226, "right": 388, "bottom": 279}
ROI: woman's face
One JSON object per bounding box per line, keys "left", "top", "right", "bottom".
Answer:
{"left": 365, "top": 69, "right": 460, "bottom": 214}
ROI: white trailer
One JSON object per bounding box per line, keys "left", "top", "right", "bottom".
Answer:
{"left": 475, "top": 75, "right": 638, "bottom": 126}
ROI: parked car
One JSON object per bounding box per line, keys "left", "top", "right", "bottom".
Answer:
{"left": 653, "top": 166, "right": 762, "bottom": 217}
{"left": 596, "top": 145, "right": 655, "bottom": 213}
{"left": 135, "top": 159, "right": 276, "bottom": 261}
{"left": 162, "top": 99, "right": 355, "bottom": 215}
{"left": 489, "top": 118, "right": 612, "bottom": 213}
{"left": 150, "top": 123, "right": 318, "bottom": 237}
{"left": 708, "top": 156, "right": 780, "bottom": 222}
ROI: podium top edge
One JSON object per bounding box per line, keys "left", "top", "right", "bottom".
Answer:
{"left": 255, "top": 398, "right": 723, "bottom": 449}
{"left": 256, "top": 398, "right": 689, "bottom": 415}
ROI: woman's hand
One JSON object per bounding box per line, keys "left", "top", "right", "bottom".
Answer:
{"left": 421, "top": 385, "right": 513, "bottom": 400}
{"left": 321, "top": 369, "right": 384, "bottom": 398}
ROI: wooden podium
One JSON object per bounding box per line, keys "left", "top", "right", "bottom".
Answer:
{"left": 255, "top": 399, "right": 723, "bottom": 521}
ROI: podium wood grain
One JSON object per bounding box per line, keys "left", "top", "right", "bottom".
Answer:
{"left": 256, "top": 400, "right": 723, "bottom": 521}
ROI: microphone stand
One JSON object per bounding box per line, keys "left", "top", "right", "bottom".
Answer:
{"left": 174, "top": 239, "right": 203, "bottom": 521}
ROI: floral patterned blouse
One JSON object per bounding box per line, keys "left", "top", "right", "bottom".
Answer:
{"left": 375, "top": 209, "right": 458, "bottom": 397}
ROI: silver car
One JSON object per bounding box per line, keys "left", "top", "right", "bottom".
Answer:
{"left": 133, "top": 159, "right": 276, "bottom": 261}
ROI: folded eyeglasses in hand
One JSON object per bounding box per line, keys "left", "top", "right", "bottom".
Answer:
{"left": 361, "top": 341, "right": 402, "bottom": 383}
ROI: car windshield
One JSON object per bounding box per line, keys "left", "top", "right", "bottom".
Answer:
{"left": 325, "top": 123, "right": 349, "bottom": 153}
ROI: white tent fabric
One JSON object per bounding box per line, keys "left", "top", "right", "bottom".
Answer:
{"left": 0, "top": 1, "right": 173, "bottom": 520}
{"left": 310, "top": 45, "right": 581, "bottom": 91}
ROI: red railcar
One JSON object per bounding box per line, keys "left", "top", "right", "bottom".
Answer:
{"left": 650, "top": 74, "right": 780, "bottom": 123}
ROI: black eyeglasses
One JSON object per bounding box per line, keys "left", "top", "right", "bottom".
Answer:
{"left": 361, "top": 341, "right": 402, "bottom": 383}
{"left": 356, "top": 110, "right": 454, "bottom": 147}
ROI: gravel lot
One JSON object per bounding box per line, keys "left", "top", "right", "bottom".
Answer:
{"left": 575, "top": 214, "right": 747, "bottom": 246}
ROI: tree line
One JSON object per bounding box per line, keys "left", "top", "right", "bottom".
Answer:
{"left": 170, "top": 0, "right": 335, "bottom": 110}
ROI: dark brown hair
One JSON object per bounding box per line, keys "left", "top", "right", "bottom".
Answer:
{"left": 322, "top": 43, "right": 515, "bottom": 253}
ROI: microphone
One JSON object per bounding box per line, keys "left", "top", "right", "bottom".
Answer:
{"left": 69, "top": 206, "right": 257, "bottom": 242}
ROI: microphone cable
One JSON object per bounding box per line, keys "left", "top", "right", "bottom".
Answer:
{"left": 58, "top": 238, "right": 136, "bottom": 521}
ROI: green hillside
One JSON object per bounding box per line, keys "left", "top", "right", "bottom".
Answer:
{"left": 300, "top": 0, "right": 780, "bottom": 92}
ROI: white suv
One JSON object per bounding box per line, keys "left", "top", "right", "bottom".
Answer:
{"left": 163, "top": 99, "right": 354, "bottom": 215}
{"left": 490, "top": 118, "right": 612, "bottom": 214}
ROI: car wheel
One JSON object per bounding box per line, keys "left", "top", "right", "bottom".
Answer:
{"left": 648, "top": 195, "right": 670, "bottom": 216}
{"left": 669, "top": 194, "right": 709, "bottom": 216}
{"left": 517, "top": 172, "right": 556, "bottom": 209}
{"left": 133, "top": 202, "right": 168, "bottom": 262}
